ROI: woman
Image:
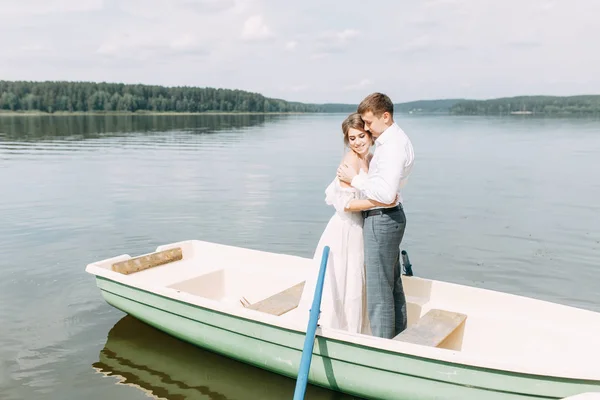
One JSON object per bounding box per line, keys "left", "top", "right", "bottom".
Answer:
{"left": 298, "top": 113, "right": 396, "bottom": 334}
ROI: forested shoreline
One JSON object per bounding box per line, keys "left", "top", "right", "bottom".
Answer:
{"left": 1, "top": 81, "right": 599, "bottom": 116}
{"left": 0, "top": 80, "right": 330, "bottom": 114}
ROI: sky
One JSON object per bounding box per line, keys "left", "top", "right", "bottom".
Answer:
{"left": 1, "top": 0, "right": 599, "bottom": 104}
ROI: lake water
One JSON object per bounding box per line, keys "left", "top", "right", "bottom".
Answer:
{"left": 1, "top": 113, "right": 599, "bottom": 400}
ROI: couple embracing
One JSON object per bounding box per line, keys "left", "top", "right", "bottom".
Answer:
{"left": 298, "top": 92, "right": 415, "bottom": 339}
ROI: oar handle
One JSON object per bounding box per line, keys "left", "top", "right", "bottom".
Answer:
{"left": 401, "top": 249, "right": 413, "bottom": 276}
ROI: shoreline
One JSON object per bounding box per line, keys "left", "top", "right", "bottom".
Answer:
{"left": 0, "top": 111, "right": 313, "bottom": 117}
{"left": 0, "top": 110, "right": 598, "bottom": 118}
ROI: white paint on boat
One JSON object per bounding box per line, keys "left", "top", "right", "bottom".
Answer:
{"left": 85, "top": 239, "right": 600, "bottom": 381}
{"left": 562, "top": 394, "right": 600, "bottom": 399}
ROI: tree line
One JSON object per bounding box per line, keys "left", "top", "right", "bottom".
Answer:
{"left": 449, "top": 95, "right": 600, "bottom": 116}
{"left": 0, "top": 80, "right": 333, "bottom": 113}
{"left": 3, "top": 81, "right": 598, "bottom": 116}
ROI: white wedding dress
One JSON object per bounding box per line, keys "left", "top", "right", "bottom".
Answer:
{"left": 298, "top": 170, "right": 371, "bottom": 334}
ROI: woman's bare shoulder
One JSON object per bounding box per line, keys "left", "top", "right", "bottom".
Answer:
{"left": 342, "top": 150, "right": 359, "bottom": 169}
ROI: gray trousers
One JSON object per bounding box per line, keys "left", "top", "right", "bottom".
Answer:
{"left": 363, "top": 207, "right": 407, "bottom": 339}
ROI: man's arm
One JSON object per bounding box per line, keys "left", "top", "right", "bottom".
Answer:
{"left": 351, "top": 143, "right": 407, "bottom": 204}
{"left": 344, "top": 196, "right": 398, "bottom": 212}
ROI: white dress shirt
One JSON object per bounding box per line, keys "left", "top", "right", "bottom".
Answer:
{"left": 350, "top": 122, "right": 415, "bottom": 208}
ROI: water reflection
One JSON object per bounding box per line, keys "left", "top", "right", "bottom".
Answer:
{"left": 92, "top": 316, "right": 360, "bottom": 400}
{"left": 0, "top": 114, "right": 281, "bottom": 141}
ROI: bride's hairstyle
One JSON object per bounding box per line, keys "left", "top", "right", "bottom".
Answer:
{"left": 341, "top": 112, "right": 373, "bottom": 147}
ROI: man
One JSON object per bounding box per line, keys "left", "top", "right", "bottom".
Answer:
{"left": 337, "top": 92, "right": 415, "bottom": 339}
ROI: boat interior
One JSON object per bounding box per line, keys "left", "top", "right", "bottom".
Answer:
{"left": 99, "top": 242, "right": 468, "bottom": 350}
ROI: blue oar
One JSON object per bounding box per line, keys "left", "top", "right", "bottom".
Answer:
{"left": 293, "top": 245, "right": 330, "bottom": 400}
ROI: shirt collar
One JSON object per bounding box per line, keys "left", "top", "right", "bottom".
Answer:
{"left": 375, "top": 122, "right": 397, "bottom": 146}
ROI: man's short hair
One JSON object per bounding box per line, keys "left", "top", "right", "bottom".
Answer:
{"left": 357, "top": 92, "right": 394, "bottom": 117}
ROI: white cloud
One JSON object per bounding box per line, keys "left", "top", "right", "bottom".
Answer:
{"left": 116, "top": 0, "right": 238, "bottom": 19}
{"left": 318, "top": 29, "right": 360, "bottom": 46}
{"left": 170, "top": 34, "right": 200, "bottom": 51}
{"left": 96, "top": 43, "right": 117, "bottom": 55}
{"left": 290, "top": 84, "right": 308, "bottom": 92}
{"left": 241, "top": 15, "right": 272, "bottom": 41}
{"left": 0, "top": 0, "right": 103, "bottom": 17}
{"left": 182, "top": 0, "right": 237, "bottom": 12}
{"left": 285, "top": 41, "right": 298, "bottom": 51}
{"left": 345, "top": 79, "right": 372, "bottom": 91}
{"left": 229, "top": 0, "right": 257, "bottom": 14}
{"left": 399, "top": 35, "right": 432, "bottom": 53}
{"left": 424, "top": 0, "right": 459, "bottom": 6}
{"left": 336, "top": 29, "right": 359, "bottom": 41}
{"left": 20, "top": 43, "right": 54, "bottom": 53}
{"left": 0, "top": 0, "right": 599, "bottom": 103}
{"left": 96, "top": 30, "right": 208, "bottom": 60}
{"left": 307, "top": 29, "right": 362, "bottom": 59}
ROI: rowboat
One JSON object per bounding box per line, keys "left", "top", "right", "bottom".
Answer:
{"left": 86, "top": 239, "right": 600, "bottom": 400}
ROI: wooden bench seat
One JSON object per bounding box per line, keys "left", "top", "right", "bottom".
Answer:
{"left": 112, "top": 247, "right": 183, "bottom": 275}
{"left": 393, "top": 308, "right": 467, "bottom": 347}
{"left": 244, "top": 281, "right": 306, "bottom": 316}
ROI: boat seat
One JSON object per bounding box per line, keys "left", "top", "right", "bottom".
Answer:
{"left": 112, "top": 247, "right": 183, "bottom": 274}
{"left": 393, "top": 308, "right": 467, "bottom": 347}
{"left": 243, "top": 281, "right": 306, "bottom": 316}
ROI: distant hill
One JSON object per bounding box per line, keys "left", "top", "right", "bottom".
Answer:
{"left": 394, "top": 99, "right": 467, "bottom": 113}
{"left": 0, "top": 80, "right": 466, "bottom": 115}
{"left": 1, "top": 81, "right": 598, "bottom": 116}
{"left": 308, "top": 99, "right": 467, "bottom": 114}
{"left": 450, "top": 95, "right": 600, "bottom": 116}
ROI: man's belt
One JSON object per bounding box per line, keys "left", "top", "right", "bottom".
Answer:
{"left": 362, "top": 204, "right": 402, "bottom": 218}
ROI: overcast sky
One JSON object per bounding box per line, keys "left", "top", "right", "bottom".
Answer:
{"left": 1, "top": 0, "right": 598, "bottom": 103}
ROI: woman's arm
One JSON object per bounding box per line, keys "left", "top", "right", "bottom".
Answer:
{"left": 339, "top": 151, "right": 359, "bottom": 189}
{"left": 344, "top": 196, "right": 398, "bottom": 212}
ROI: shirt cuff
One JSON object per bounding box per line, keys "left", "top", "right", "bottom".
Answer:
{"left": 351, "top": 173, "right": 367, "bottom": 190}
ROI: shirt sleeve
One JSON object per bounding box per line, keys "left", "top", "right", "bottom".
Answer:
{"left": 351, "top": 142, "right": 407, "bottom": 204}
